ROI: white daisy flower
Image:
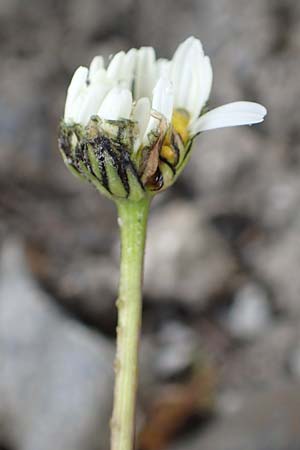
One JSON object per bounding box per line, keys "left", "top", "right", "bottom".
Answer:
{"left": 64, "top": 36, "right": 266, "bottom": 138}
{"left": 60, "top": 36, "right": 267, "bottom": 200}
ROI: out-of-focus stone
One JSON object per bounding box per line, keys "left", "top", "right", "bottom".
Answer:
{"left": 224, "top": 282, "right": 272, "bottom": 340}
{"left": 67, "top": 0, "right": 133, "bottom": 39}
{"left": 144, "top": 201, "right": 237, "bottom": 308}
{"left": 245, "top": 215, "right": 300, "bottom": 316}
{"left": 170, "top": 383, "right": 300, "bottom": 450}
{"left": 0, "top": 238, "right": 114, "bottom": 450}
{"left": 288, "top": 345, "right": 300, "bottom": 380}
{"left": 52, "top": 254, "right": 119, "bottom": 330}
{"left": 221, "top": 320, "right": 294, "bottom": 391}
{"left": 152, "top": 320, "right": 198, "bottom": 380}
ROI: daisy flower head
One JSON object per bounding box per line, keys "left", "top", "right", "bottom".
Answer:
{"left": 59, "top": 36, "right": 267, "bottom": 201}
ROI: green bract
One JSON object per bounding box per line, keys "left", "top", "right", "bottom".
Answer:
{"left": 58, "top": 115, "right": 193, "bottom": 202}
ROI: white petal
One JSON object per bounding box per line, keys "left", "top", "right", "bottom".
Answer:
{"left": 171, "top": 37, "right": 204, "bottom": 88}
{"left": 156, "top": 58, "right": 171, "bottom": 78}
{"left": 175, "top": 60, "right": 193, "bottom": 108}
{"left": 190, "top": 101, "right": 267, "bottom": 134}
{"left": 64, "top": 66, "right": 88, "bottom": 121}
{"left": 171, "top": 37, "right": 205, "bottom": 113}
{"left": 118, "top": 89, "right": 133, "bottom": 119}
{"left": 188, "top": 55, "right": 213, "bottom": 123}
{"left": 184, "top": 70, "right": 201, "bottom": 120}
{"left": 66, "top": 66, "right": 88, "bottom": 101}
{"left": 172, "top": 37, "right": 204, "bottom": 68}
{"left": 132, "top": 97, "right": 151, "bottom": 143}
{"left": 66, "top": 94, "right": 84, "bottom": 123}
{"left": 152, "top": 76, "right": 174, "bottom": 121}
{"left": 134, "top": 47, "right": 156, "bottom": 100}
{"left": 107, "top": 51, "right": 125, "bottom": 80}
{"left": 144, "top": 76, "right": 174, "bottom": 137}
{"left": 76, "top": 82, "right": 112, "bottom": 125}
{"left": 89, "top": 56, "right": 104, "bottom": 80}
{"left": 120, "top": 48, "right": 137, "bottom": 89}
{"left": 201, "top": 56, "right": 213, "bottom": 108}
{"left": 72, "top": 69, "right": 115, "bottom": 125}
{"left": 98, "top": 87, "right": 133, "bottom": 120}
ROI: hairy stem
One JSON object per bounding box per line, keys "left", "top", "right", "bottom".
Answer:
{"left": 110, "top": 197, "right": 151, "bottom": 450}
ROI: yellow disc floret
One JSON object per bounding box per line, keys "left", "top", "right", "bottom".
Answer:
{"left": 158, "top": 109, "right": 190, "bottom": 171}
{"left": 160, "top": 145, "right": 178, "bottom": 165}
{"left": 172, "top": 109, "right": 190, "bottom": 144}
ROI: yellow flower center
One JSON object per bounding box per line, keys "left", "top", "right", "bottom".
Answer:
{"left": 160, "top": 144, "right": 177, "bottom": 165}
{"left": 171, "top": 109, "right": 190, "bottom": 144}
{"left": 159, "top": 109, "right": 190, "bottom": 168}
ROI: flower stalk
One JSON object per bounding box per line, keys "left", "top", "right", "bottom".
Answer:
{"left": 111, "top": 197, "right": 151, "bottom": 450}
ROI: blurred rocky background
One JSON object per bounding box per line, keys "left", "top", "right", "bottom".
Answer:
{"left": 1, "top": 0, "right": 300, "bottom": 449}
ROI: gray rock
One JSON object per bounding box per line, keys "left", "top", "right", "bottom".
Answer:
{"left": 144, "top": 201, "right": 237, "bottom": 308}
{"left": 221, "top": 320, "right": 295, "bottom": 391}
{"left": 246, "top": 216, "right": 300, "bottom": 316}
{"left": 54, "top": 254, "right": 119, "bottom": 327}
{"left": 152, "top": 320, "right": 198, "bottom": 379}
{"left": 288, "top": 346, "right": 300, "bottom": 380}
{"left": 225, "top": 282, "right": 272, "bottom": 340}
{"left": 170, "top": 383, "right": 300, "bottom": 450}
{"left": 0, "top": 238, "right": 114, "bottom": 450}
{"left": 67, "top": 0, "right": 133, "bottom": 39}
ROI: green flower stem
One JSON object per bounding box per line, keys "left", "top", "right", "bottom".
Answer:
{"left": 111, "top": 196, "right": 151, "bottom": 450}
